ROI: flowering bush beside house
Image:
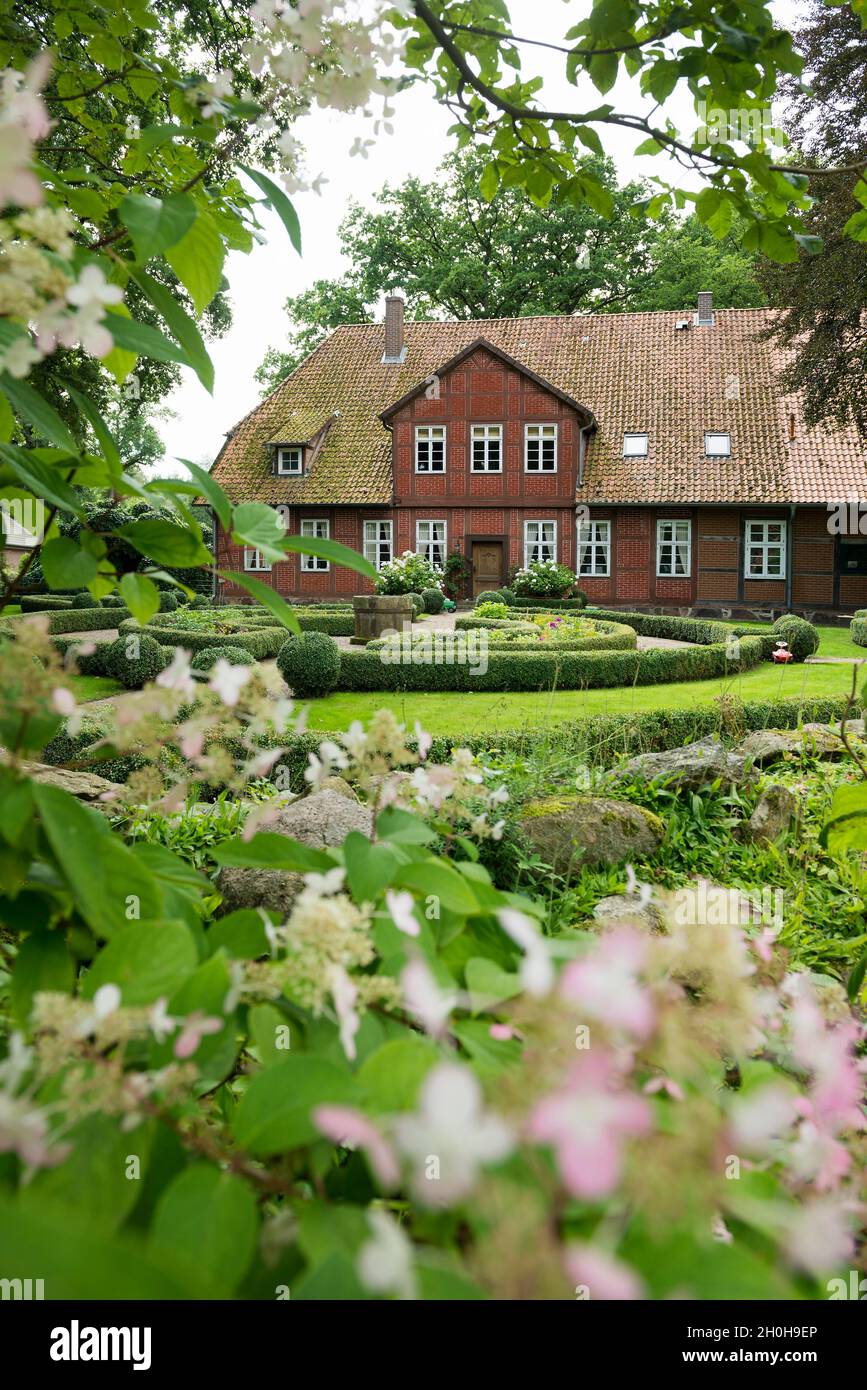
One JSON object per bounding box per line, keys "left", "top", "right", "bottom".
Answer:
{"left": 374, "top": 551, "right": 444, "bottom": 597}
{"left": 511, "top": 560, "right": 582, "bottom": 600}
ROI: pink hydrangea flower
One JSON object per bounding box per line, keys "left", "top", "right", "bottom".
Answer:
{"left": 565, "top": 1244, "right": 644, "bottom": 1300}
{"left": 528, "top": 1051, "right": 651, "bottom": 1199}
{"left": 560, "top": 929, "right": 654, "bottom": 1039}
{"left": 313, "top": 1104, "right": 399, "bottom": 1189}
{"left": 173, "top": 1011, "right": 223, "bottom": 1059}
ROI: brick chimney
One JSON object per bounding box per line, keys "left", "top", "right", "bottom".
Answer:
{"left": 383, "top": 294, "right": 406, "bottom": 363}
{"left": 697, "top": 291, "right": 714, "bottom": 326}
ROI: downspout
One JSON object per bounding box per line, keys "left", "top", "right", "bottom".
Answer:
{"left": 785, "top": 504, "right": 795, "bottom": 613}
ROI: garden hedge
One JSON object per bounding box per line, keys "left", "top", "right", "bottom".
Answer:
{"left": 117, "top": 618, "right": 287, "bottom": 658}
{"left": 851, "top": 610, "right": 867, "bottom": 648}
{"left": 42, "top": 693, "right": 861, "bottom": 792}
{"left": 191, "top": 645, "right": 254, "bottom": 672}
{"left": 506, "top": 594, "right": 588, "bottom": 610}
{"left": 20, "top": 594, "right": 74, "bottom": 612}
{"left": 276, "top": 631, "right": 342, "bottom": 697}
{"left": 146, "top": 607, "right": 356, "bottom": 636}
{"left": 332, "top": 635, "right": 766, "bottom": 693}
{"left": 0, "top": 607, "right": 131, "bottom": 635}
{"left": 772, "top": 614, "right": 820, "bottom": 661}
{"left": 380, "top": 618, "right": 638, "bottom": 654}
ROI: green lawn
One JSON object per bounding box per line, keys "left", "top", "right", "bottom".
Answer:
{"left": 305, "top": 654, "right": 861, "bottom": 735}
{"left": 70, "top": 674, "right": 124, "bottom": 702}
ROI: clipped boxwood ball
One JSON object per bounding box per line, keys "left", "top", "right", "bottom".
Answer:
{"left": 159, "top": 590, "right": 178, "bottom": 612}
{"left": 405, "top": 591, "right": 424, "bottom": 618}
{"left": 475, "top": 590, "right": 503, "bottom": 606}
{"left": 421, "top": 587, "right": 445, "bottom": 614}
{"left": 499, "top": 587, "right": 516, "bottom": 605}
{"left": 71, "top": 591, "right": 98, "bottom": 609}
{"left": 102, "top": 633, "right": 166, "bottom": 688}
{"left": 772, "top": 614, "right": 819, "bottom": 662}
{"left": 191, "top": 645, "right": 252, "bottom": 673}
{"left": 276, "top": 631, "right": 341, "bottom": 697}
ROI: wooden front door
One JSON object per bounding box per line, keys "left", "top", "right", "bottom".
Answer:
{"left": 472, "top": 540, "right": 504, "bottom": 597}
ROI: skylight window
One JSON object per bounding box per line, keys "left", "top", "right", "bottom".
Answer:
{"left": 705, "top": 432, "right": 731, "bottom": 457}
{"left": 623, "top": 432, "right": 648, "bottom": 457}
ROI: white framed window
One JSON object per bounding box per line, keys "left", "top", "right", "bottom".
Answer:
{"left": 524, "top": 423, "right": 558, "bottom": 472}
{"left": 363, "top": 519, "right": 393, "bottom": 571}
{"left": 656, "top": 519, "right": 691, "bottom": 577}
{"left": 524, "top": 520, "right": 557, "bottom": 567}
{"left": 415, "top": 425, "right": 446, "bottom": 473}
{"left": 705, "top": 431, "right": 731, "bottom": 457}
{"left": 276, "top": 445, "right": 303, "bottom": 475}
{"left": 300, "top": 518, "right": 330, "bottom": 571}
{"left": 244, "top": 548, "right": 272, "bottom": 573}
{"left": 416, "top": 519, "right": 446, "bottom": 568}
{"left": 623, "top": 432, "right": 649, "bottom": 457}
{"left": 471, "top": 424, "right": 502, "bottom": 472}
{"left": 744, "top": 520, "right": 786, "bottom": 580}
{"left": 577, "top": 519, "right": 611, "bottom": 577}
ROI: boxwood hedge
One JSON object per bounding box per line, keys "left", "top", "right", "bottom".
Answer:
{"left": 117, "top": 619, "right": 286, "bottom": 658}
{"left": 334, "top": 635, "right": 766, "bottom": 693}
{"left": 384, "top": 618, "right": 638, "bottom": 654}
{"left": 41, "top": 693, "right": 860, "bottom": 791}
{"left": 851, "top": 610, "right": 867, "bottom": 648}
{"left": 0, "top": 607, "right": 131, "bottom": 635}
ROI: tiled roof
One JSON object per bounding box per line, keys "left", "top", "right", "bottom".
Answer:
{"left": 211, "top": 310, "right": 866, "bottom": 507}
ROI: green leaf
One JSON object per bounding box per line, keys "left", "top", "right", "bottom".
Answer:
{"left": 220, "top": 570, "right": 300, "bottom": 633}
{"left": 115, "top": 518, "right": 212, "bottom": 566}
{"left": 231, "top": 502, "right": 287, "bottom": 562}
{"left": 821, "top": 781, "right": 867, "bottom": 852}
{"left": 66, "top": 384, "right": 121, "bottom": 472}
{"left": 11, "top": 930, "right": 73, "bottom": 1026}
{"left": 208, "top": 909, "right": 270, "bottom": 959}
{"left": 0, "top": 442, "right": 83, "bottom": 515}
{"left": 240, "top": 164, "right": 302, "bottom": 252}
{"left": 394, "top": 859, "right": 480, "bottom": 915}
{"left": 249, "top": 1001, "right": 292, "bottom": 1066}
{"left": 0, "top": 1196, "right": 188, "bottom": 1299}
{"left": 848, "top": 948, "right": 867, "bottom": 1002}
{"left": 356, "top": 1038, "right": 438, "bottom": 1112}
{"left": 120, "top": 191, "right": 197, "bottom": 264}
{"left": 343, "top": 831, "right": 403, "bottom": 903}
{"left": 40, "top": 536, "right": 99, "bottom": 590}
{"left": 106, "top": 311, "right": 196, "bottom": 370}
{"left": 465, "top": 956, "right": 522, "bottom": 1013}
{"left": 180, "top": 457, "right": 230, "bottom": 529}
{"left": 165, "top": 206, "right": 225, "bottom": 313}
{"left": 149, "top": 1165, "right": 258, "bottom": 1297}
{"left": 131, "top": 274, "right": 214, "bottom": 393}
{"left": 211, "top": 832, "right": 334, "bottom": 873}
{"left": 27, "top": 1115, "right": 152, "bottom": 1237}
{"left": 34, "top": 785, "right": 163, "bottom": 939}
{"left": 119, "top": 571, "right": 160, "bottom": 624}
{"left": 234, "top": 1055, "right": 357, "bottom": 1155}
{"left": 375, "top": 806, "right": 438, "bottom": 845}
{"left": 83, "top": 921, "right": 198, "bottom": 1006}
{"left": 281, "top": 534, "right": 377, "bottom": 580}
{"left": 0, "top": 374, "right": 78, "bottom": 451}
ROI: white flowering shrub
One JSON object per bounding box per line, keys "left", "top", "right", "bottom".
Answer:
{"left": 374, "top": 550, "right": 443, "bottom": 596}
{"left": 512, "top": 560, "right": 580, "bottom": 599}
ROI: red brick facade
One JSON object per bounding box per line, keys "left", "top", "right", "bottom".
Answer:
{"left": 214, "top": 341, "right": 858, "bottom": 618}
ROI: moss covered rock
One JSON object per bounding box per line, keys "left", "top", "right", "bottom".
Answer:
{"left": 518, "top": 794, "right": 664, "bottom": 874}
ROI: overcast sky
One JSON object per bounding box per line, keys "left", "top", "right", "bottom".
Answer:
{"left": 158, "top": 0, "right": 800, "bottom": 474}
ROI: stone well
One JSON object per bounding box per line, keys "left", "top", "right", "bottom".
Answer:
{"left": 353, "top": 593, "right": 414, "bottom": 642}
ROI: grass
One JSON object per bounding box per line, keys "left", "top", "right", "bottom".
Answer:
{"left": 69, "top": 674, "right": 124, "bottom": 702}
{"left": 298, "top": 622, "right": 861, "bottom": 735}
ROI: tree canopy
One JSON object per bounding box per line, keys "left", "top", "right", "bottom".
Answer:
{"left": 256, "top": 149, "right": 764, "bottom": 391}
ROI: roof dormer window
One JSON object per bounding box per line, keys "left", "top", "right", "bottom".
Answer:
{"left": 623, "top": 432, "right": 648, "bottom": 457}
{"left": 704, "top": 432, "right": 731, "bottom": 457}
{"left": 276, "top": 445, "right": 303, "bottom": 475}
